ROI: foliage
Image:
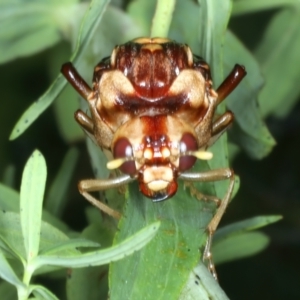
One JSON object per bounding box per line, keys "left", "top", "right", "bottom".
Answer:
{"left": 1, "top": 0, "right": 298, "bottom": 299}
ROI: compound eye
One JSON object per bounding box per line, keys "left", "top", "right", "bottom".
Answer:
{"left": 113, "top": 138, "right": 136, "bottom": 175}
{"left": 179, "top": 133, "right": 198, "bottom": 172}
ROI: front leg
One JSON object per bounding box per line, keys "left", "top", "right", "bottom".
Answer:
{"left": 208, "top": 111, "right": 234, "bottom": 147}
{"left": 180, "top": 168, "right": 234, "bottom": 279}
{"left": 216, "top": 64, "right": 246, "bottom": 105}
{"left": 61, "top": 62, "right": 94, "bottom": 100}
{"left": 78, "top": 175, "right": 135, "bottom": 219}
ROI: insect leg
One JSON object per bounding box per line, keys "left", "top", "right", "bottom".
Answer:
{"left": 75, "top": 110, "right": 94, "bottom": 135}
{"left": 207, "top": 111, "right": 234, "bottom": 147}
{"left": 78, "top": 175, "right": 135, "bottom": 219}
{"left": 61, "top": 62, "right": 94, "bottom": 100}
{"left": 216, "top": 64, "right": 246, "bottom": 105}
{"left": 180, "top": 168, "right": 234, "bottom": 279}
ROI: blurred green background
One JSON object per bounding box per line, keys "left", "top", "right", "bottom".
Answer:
{"left": 0, "top": 1, "right": 300, "bottom": 299}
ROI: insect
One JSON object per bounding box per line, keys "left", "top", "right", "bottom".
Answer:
{"left": 61, "top": 37, "right": 246, "bottom": 277}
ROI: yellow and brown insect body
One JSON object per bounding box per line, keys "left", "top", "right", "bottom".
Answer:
{"left": 61, "top": 37, "right": 246, "bottom": 277}
{"left": 86, "top": 38, "right": 220, "bottom": 199}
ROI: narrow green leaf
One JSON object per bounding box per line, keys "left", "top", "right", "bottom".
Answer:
{"left": 212, "top": 215, "right": 282, "bottom": 264}
{"left": 53, "top": 85, "right": 85, "bottom": 143}
{"left": 66, "top": 265, "right": 108, "bottom": 300}
{"left": 232, "top": 0, "right": 299, "bottom": 15}
{"left": 110, "top": 180, "right": 214, "bottom": 299}
{"left": 0, "top": 234, "right": 24, "bottom": 262}
{"left": 1, "top": 165, "right": 16, "bottom": 188}
{"left": 39, "top": 239, "right": 100, "bottom": 256}
{"left": 0, "top": 211, "right": 79, "bottom": 265}
{"left": 33, "top": 221, "right": 160, "bottom": 269}
{"left": 0, "top": 281, "right": 17, "bottom": 300}
{"left": 168, "top": 0, "right": 201, "bottom": 50}
{"left": 151, "top": 0, "right": 176, "bottom": 37}
{"left": 0, "top": 211, "right": 28, "bottom": 262}
{"left": 31, "top": 285, "right": 59, "bottom": 300}
{"left": 224, "top": 31, "right": 276, "bottom": 159}
{"left": 0, "top": 2, "right": 63, "bottom": 63}
{"left": 0, "top": 251, "right": 25, "bottom": 289}
{"left": 213, "top": 231, "right": 270, "bottom": 265}
{"left": 180, "top": 263, "right": 229, "bottom": 300}
{"left": 214, "top": 215, "right": 282, "bottom": 239}
{"left": 127, "top": 0, "right": 156, "bottom": 35}
{"left": 20, "top": 150, "right": 47, "bottom": 261}
{"left": 0, "top": 183, "right": 69, "bottom": 233}
{"left": 198, "top": 0, "right": 233, "bottom": 202}
{"left": 198, "top": 0, "right": 232, "bottom": 82}
{"left": 255, "top": 8, "right": 300, "bottom": 118}
{"left": 0, "top": 183, "right": 19, "bottom": 212}
{"left": 44, "top": 148, "right": 79, "bottom": 216}
{"left": 9, "top": 0, "right": 110, "bottom": 140}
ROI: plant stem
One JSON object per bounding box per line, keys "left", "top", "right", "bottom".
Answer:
{"left": 151, "top": 0, "right": 176, "bottom": 37}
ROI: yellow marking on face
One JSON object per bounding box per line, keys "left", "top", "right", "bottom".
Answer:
{"left": 144, "top": 148, "right": 153, "bottom": 160}
{"left": 143, "top": 166, "right": 173, "bottom": 184}
{"left": 161, "top": 147, "right": 171, "bottom": 159}
{"left": 148, "top": 180, "right": 169, "bottom": 191}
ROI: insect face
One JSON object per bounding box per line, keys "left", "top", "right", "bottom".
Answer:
{"left": 111, "top": 114, "right": 199, "bottom": 201}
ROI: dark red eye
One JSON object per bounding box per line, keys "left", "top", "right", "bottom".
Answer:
{"left": 179, "top": 133, "right": 198, "bottom": 172}
{"left": 113, "top": 138, "right": 136, "bottom": 175}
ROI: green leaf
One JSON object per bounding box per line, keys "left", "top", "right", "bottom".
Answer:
{"left": 65, "top": 220, "right": 114, "bottom": 300}
{"left": 213, "top": 231, "right": 270, "bottom": 265}
{"left": 0, "top": 251, "right": 25, "bottom": 289}
{"left": 127, "top": 0, "right": 156, "bottom": 36}
{"left": 53, "top": 85, "right": 85, "bottom": 143}
{"left": 198, "top": 0, "right": 232, "bottom": 82}
{"left": 66, "top": 266, "right": 108, "bottom": 300}
{"left": 1, "top": 165, "right": 16, "bottom": 188}
{"left": 44, "top": 148, "right": 79, "bottom": 216}
{"left": 0, "top": 211, "right": 78, "bottom": 264}
{"left": 110, "top": 180, "right": 215, "bottom": 299}
{"left": 0, "top": 0, "right": 78, "bottom": 64}
{"left": 0, "top": 183, "right": 69, "bottom": 234}
{"left": 213, "top": 215, "right": 282, "bottom": 264}
{"left": 179, "top": 263, "right": 229, "bottom": 300}
{"left": 255, "top": 8, "right": 300, "bottom": 118}
{"left": 33, "top": 221, "right": 160, "bottom": 269}
{"left": 39, "top": 239, "right": 100, "bottom": 256}
{"left": 168, "top": 0, "right": 201, "bottom": 50}
{"left": 215, "top": 215, "right": 282, "bottom": 237}
{"left": 198, "top": 0, "right": 232, "bottom": 200}
{"left": 20, "top": 150, "right": 47, "bottom": 261}
{"left": 9, "top": 0, "right": 110, "bottom": 140}
{"left": 224, "top": 31, "right": 276, "bottom": 159}
{"left": 0, "top": 183, "right": 19, "bottom": 212}
{"left": 31, "top": 285, "right": 59, "bottom": 300}
{"left": 232, "top": 0, "right": 300, "bottom": 15}
{"left": 0, "top": 281, "right": 17, "bottom": 300}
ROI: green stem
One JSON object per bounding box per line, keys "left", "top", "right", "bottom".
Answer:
{"left": 17, "top": 263, "right": 34, "bottom": 300}
{"left": 151, "top": 0, "right": 176, "bottom": 37}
